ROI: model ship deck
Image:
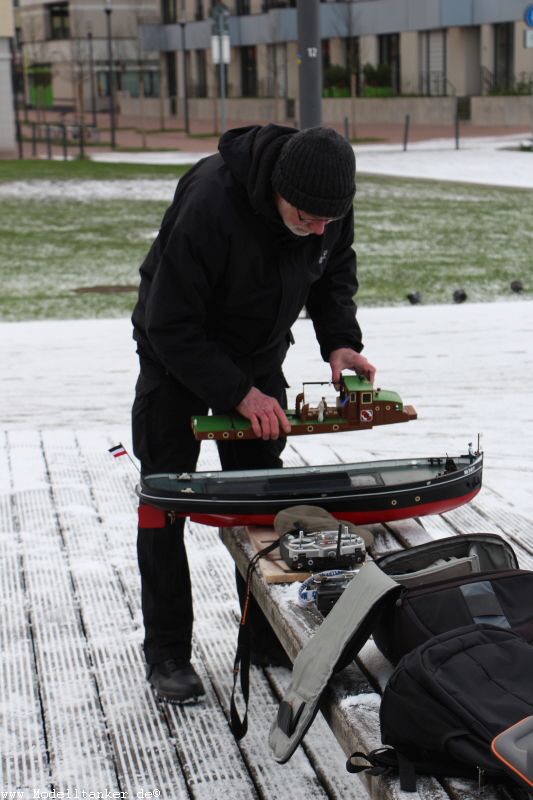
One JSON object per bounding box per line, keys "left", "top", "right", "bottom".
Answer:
{"left": 191, "top": 376, "right": 417, "bottom": 441}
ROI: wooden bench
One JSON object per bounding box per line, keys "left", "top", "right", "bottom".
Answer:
{"left": 220, "top": 517, "right": 519, "bottom": 800}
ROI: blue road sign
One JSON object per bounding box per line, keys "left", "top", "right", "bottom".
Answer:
{"left": 525, "top": 4, "right": 533, "bottom": 26}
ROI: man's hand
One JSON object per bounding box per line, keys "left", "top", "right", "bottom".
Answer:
{"left": 236, "top": 386, "right": 292, "bottom": 440}
{"left": 329, "top": 348, "right": 377, "bottom": 386}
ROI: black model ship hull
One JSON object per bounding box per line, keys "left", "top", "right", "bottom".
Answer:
{"left": 137, "top": 452, "right": 483, "bottom": 528}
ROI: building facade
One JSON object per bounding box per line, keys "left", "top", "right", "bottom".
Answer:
{"left": 15, "top": 0, "right": 533, "bottom": 126}
{"left": 1, "top": 0, "right": 16, "bottom": 154}
{"left": 16, "top": 0, "right": 160, "bottom": 120}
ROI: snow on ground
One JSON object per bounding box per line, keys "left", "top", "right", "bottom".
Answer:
{"left": 355, "top": 134, "right": 533, "bottom": 189}
{"left": 0, "top": 179, "right": 178, "bottom": 201}
{"left": 90, "top": 132, "right": 533, "bottom": 188}
{"left": 2, "top": 300, "right": 532, "bottom": 516}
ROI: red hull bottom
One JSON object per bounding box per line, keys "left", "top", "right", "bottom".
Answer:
{"left": 188, "top": 488, "right": 480, "bottom": 528}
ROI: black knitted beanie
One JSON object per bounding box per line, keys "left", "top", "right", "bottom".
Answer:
{"left": 271, "top": 127, "right": 356, "bottom": 218}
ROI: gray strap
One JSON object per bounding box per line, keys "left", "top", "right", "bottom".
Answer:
{"left": 461, "top": 581, "right": 511, "bottom": 628}
{"left": 269, "top": 561, "right": 399, "bottom": 763}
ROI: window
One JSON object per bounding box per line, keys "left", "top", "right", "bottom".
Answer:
{"left": 28, "top": 63, "right": 53, "bottom": 106}
{"left": 195, "top": 0, "right": 204, "bottom": 20}
{"left": 361, "top": 392, "right": 373, "bottom": 404}
{"left": 240, "top": 45, "right": 257, "bottom": 97}
{"left": 161, "top": 0, "right": 176, "bottom": 23}
{"left": 266, "top": 43, "right": 287, "bottom": 97}
{"left": 419, "top": 30, "right": 447, "bottom": 96}
{"left": 120, "top": 70, "right": 160, "bottom": 98}
{"left": 48, "top": 2, "right": 69, "bottom": 40}
{"left": 262, "top": 1, "right": 295, "bottom": 9}
{"left": 322, "top": 38, "right": 331, "bottom": 74}
{"left": 235, "top": 0, "right": 250, "bottom": 13}
{"left": 378, "top": 32, "right": 400, "bottom": 93}
{"left": 195, "top": 49, "right": 207, "bottom": 97}
{"left": 344, "top": 35, "right": 360, "bottom": 95}
{"left": 494, "top": 22, "right": 514, "bottom": 91}
{"left": 97, "top": 70, "right": 112, "bottom": 97}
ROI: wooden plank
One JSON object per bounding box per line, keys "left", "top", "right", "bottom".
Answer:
{"left": 0, "top": 436, "right": 50, "bottom": 792}
{"left": 266, "top": 666, "right": 372, "bottom": 800}
{"left": 42, "top": 429, "right": 192, "bottom": 798}
{"left": 220, "top": 525, "right": 452, "bottom": 800}
{"left": 185, "top": 520, "right": 347, "bottom": 800}
{"left": 75, "top": 430, "right": 351, "bottom": 800}
{"left": 72, "top": 430, "right": 264, "bottom": 800}
{"left": 7, "top": 429, "right": 118, "bottom": 792}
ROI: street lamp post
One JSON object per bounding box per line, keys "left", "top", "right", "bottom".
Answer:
{"left": 104, "top": 0, "right": 116, "bottom": 148}
{"left": 87, "top": 29, "right": 97, "bottom": 128}
{"left": 211, "top": 3, "right": 230, "bottom": 134}
{"left": 179, "top": 20, "right": 190, "bottom": 134}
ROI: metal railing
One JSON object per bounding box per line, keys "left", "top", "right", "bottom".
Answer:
{"left": 17, "top": 121, "right": 100, "bottom": 160}
{"left": 418, "top": 71, "right": 456, "bottom": 97}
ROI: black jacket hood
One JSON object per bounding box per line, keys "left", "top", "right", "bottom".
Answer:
{"left": 218, "top": 123, "right": 297, "bottom": 221}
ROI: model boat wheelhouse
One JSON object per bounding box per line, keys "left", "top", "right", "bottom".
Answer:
{"left": 191, "top": 375, "right": 417, "bottom": 441}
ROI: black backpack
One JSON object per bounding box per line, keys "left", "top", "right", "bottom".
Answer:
{"left": 270, "top": 533, "right": 533, "bottom": 795}
{"left": 372, "top": 532, "right": 533, "bottom": 663}
{"left": 349, "top": 624, "right": 533, "bottom": 794}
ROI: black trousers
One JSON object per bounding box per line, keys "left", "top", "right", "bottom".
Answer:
{"left": 132, "top": 365, "right": 286, "bottom": 664}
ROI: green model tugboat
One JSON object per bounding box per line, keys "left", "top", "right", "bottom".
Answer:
{"left": 191, "top": 375, "right": 417, "bottom": 441}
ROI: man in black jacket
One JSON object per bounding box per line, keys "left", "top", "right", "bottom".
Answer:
{"left": 131, "top": 124, "right": 375, "bottom": 703}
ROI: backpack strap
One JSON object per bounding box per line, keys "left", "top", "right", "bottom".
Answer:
{"left": 229, "top": 535, "right": 283, "bottom": 740}
{"left": 347, "top": 748, "right": 417, "bottom": 792}
{"left": 268, "top": 561, "right": 400, "bottom": 763}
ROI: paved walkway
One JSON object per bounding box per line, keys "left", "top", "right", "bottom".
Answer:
{"left": 10, "top": 108, "right": 532, "bottom": 160}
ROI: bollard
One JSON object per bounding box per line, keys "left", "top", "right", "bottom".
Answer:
{"left": 79, "top": 124, "right": 85, "bottom": 159}
{"left": 46, "top": 124, "right": 52, "bottom": 159}
{"left": 344, "top": 115, "right": 349, "bottom": 141}
{"left": 31, "top": 122, "right": 37, "bottom": 157}
{"left": 16, "top": 120, "right": 23, "bottom": 159}
{"left": 61, "top": 123, "right": 68, "bottom": 160}
{"left": 455, "top": 110, "right": 460, "bottom": 150}
{"left": 403, "top": 113, "right": 411, "bottom": 151}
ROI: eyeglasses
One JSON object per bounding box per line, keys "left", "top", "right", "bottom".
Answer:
{"left": 296, "top": 208, "right": 343, "bottom": 226}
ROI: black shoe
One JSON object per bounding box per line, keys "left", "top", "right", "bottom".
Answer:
{"left": 146, "top": 659, "right": 205, "bottom": 703}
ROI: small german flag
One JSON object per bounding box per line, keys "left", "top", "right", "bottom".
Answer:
{"left": 109, "top": 443, "right": 127, "bottom": 458}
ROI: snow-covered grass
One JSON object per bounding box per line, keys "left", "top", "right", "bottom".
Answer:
{"left": 0, "top": 196, "right": 166, "bottom": 320}
{"left": 356, "top": 176, "right": 532, "bottom": 306}
{"left": 0, "top": 170, "right": 531, "bottom": 320}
